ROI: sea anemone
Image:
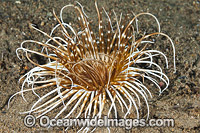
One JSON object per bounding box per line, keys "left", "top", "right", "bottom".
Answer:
{"left": 9, "top": 1, "right": 176, "bottom": 132}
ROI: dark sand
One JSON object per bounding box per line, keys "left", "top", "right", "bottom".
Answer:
{"left": 0, "top": 0, "right": 199, "bottom": 132}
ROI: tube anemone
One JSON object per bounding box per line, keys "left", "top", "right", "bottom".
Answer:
{"left": 9, "top": 1, "right": 175, "bottom": 132}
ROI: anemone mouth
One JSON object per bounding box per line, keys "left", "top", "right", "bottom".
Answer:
{"left": 70, "top": 58, "right": 110, "bottom": 91}
{"left": 9, "top": 1, "right": 176, "bottom": 132}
